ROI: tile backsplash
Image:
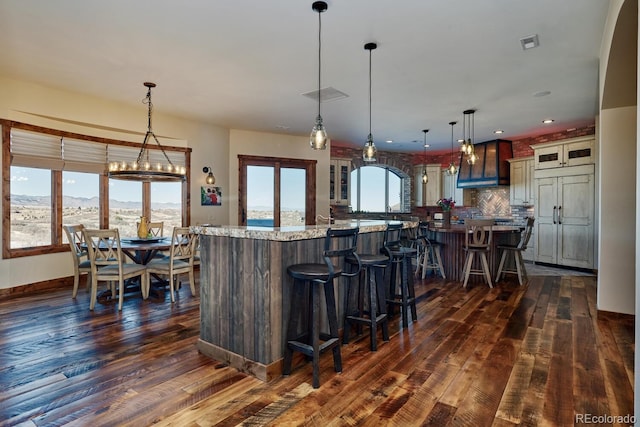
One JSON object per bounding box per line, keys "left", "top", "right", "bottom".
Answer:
{"left": 476, "top": 186, "right": 534, "bottom": 221}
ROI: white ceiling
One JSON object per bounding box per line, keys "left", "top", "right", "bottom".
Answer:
{"left": 0, "top": 0, "right": 610, "bottom": 153}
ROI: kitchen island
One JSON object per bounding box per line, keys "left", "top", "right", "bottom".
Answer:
{"left": 192, "top": 220, "right": 416, "bottom": 381}
{"left": 427, "top": 223, "right": 523, "bottom": 282}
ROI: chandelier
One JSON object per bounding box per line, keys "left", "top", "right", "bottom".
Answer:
{"left": 108, "top": 82, "right": 186, "bottom": 182}
{"left": 362, "top": 42, "right": 378, "bottom": 162}
{"left": 310, "top": 1, "right": 329, "bottom": 150}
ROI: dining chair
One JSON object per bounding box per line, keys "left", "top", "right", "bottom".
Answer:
{"left": 496, "top": 217, "right": 535, "bottom": 285}
{"left": 145, "top": 227, "right": 198, "bottom": 303}
{"left": 147, "top": 222, "right": 164, "bottom": 237}
{"left": 461, "top": 219, "right": 494, "bottom": 288}
{"left": 63, "top": 224, "right": 92, "bottom": 298}
{"left": 83, "top": 228, "right": 149, "bottom": 311}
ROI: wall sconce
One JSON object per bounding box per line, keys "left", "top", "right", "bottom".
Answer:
{"left": 203, "top": 166, "right": 215, "bottom": 185}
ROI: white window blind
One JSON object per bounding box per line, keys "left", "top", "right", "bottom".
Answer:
{"left": 10, "top": 129, "right": 64, "bottom": 170}
{"left": 63, "top": 138, "right": 108, "bottom": 173}
{"left": 11, "top": 128, "right": 186, "bottom": 173}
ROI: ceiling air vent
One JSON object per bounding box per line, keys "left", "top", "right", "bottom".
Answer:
{"left": 520, "top": 34, "right": 539, "bottom": 50}
{"left": 302, "top": 87, "right": 349, "bottom": 103}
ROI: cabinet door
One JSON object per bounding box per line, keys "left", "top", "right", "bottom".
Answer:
{"left": 563, "top": 139, "right": 594, "bottom": 168}
{"left": 424, "top": 166, "right": 441, "bottom": 206}
{"left": 535, "top": 145, "right": 563, "bottom": 170}
{"left": 338, "top": 161, "right": 350, "bottom": 204}
{"left": 329, "top": 163, "right": 336, "bottom": 202}
{"left": 557, "top": 174, "right": 594, "bottom": 268}
{"left": 525, "top": 159, "right": 536, "bottom": 204}
{"left": 534, "top": 177, "right": 558, "bottom": 264}
{"left": 510, "top": 160, "right": 527, "bottom": 205}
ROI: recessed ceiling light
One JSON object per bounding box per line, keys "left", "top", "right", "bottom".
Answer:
{"left": 494, "top": 129, "right": 504, "bottom": 134}
{"left": 457, "top": 138, "right": 464, "bottom": 143}
{"left": 520, "top": 34, "right": 539, "bottom": 50}
{"left": 276, "top": 125, "right": 290, "bottom": 130}
{"left": 534, "top": 90, "right": 551, "bottom": 97}
{"left": 542, "top": 119, "right": 554, "bottom": 124}
{"left": 386, "top": 140, "right": 393, "bottom": 144}
{"left": 423, "top": 144, "right": 430, "bottom": 148}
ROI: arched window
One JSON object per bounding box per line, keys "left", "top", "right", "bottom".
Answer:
{"left": 350, "top": 165, "right": 410, "bottom": 213}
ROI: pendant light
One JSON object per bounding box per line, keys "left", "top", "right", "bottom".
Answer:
{"left": 310, "top": 1, "right": 329, "bottom": 150}
{"left": 421, "top": 129, "right": 429, "bottom": 183}
{"left": 362, "top": 42, "right": 378, "bottom": 162}
{"left": 463, "top": 109, "right": 478, "bottom": 165}
{"left": 447, "top": 121, "right": 458, "bottom": 175}
{"left": 108, "top": 82, "right": 186, "bottom": 182}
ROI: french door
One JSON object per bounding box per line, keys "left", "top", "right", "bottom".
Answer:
{"left": 238, "top": 155, "right": 316, "bottom": 227}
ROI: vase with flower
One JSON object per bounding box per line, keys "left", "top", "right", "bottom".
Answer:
{"left": 437, "top": 198, "right": 456, "bottom": 227}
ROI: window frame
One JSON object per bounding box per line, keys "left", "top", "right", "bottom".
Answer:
{"left": 350, "top": 164, "right": 410, "bottom": 214}
{"left": 2, "top": 120, "right": 191, "bottom": 259}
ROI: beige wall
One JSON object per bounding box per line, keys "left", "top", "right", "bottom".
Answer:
{"left": 0, "top": 76, "right": 230, "bottom": 289}
{"left": 597, "top": 106, "right": 636, "bottom": 314}
{"left": 228, "top": 129, "right": 331, "bottom": 226}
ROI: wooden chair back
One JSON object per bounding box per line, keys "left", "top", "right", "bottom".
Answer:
{"left": 518, "top": 217, "right": 535, "bottom": 250}
{"left": 322, "top": 227, "right": 361, "bottom": 281}
{"left": 63, "top": 224, "right": 88, "bottom": 266}
{"left": 168, "top": 227, "right": 197, "bottom": 265}
{"left": 464, "top": 219, "right": 494, "bottom": 249}
{"left": 83, "top": 228, "right": 125, "bottom": 271}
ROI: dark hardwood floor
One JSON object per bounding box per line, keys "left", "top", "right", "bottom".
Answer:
{"left": 0, "top": 271, "right": 633, "bottom": 426}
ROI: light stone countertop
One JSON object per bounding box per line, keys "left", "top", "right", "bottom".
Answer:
{"left": 191, "top": 219, "right": 417, "bottom": 242}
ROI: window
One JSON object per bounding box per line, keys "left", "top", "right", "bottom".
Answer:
{"left": 238, "top": 155, "right": 316, "bottom": 227}
{"left": 62, "top": 171, "right": 100, "bottom": 234}
{"left": 350, "top": 165, "right": 409, "bottom": 213}
{"left": 2, "top": 121, "right": 191, "bottom": 258}
{"left": 10, "top": 166, "right": 52, "bottom": 248}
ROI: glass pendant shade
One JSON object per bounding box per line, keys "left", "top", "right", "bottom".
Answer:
{"left": 447, "top": 121, "right": 458, "bottom": 175}
{"left": 363, "top": 134, "right": 377, "bottom": 162}
{"left": 310, "top": 115, "right": 328, "bottom": 150}
{"left": 421, "top": 128, "right": 429, "bottom": 182}
{"left": 422, "top": 168, "right": 428, "bottom": 183}
{"left": 310, "top": 1, "right": 328, "bottom": 150}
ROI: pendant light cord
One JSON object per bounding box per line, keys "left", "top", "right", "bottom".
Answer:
{"left": 317, "top": 9, "right": 322, "bottom": 118}
{"left": 368, "top": 47, "right": 372, "bottom": 137}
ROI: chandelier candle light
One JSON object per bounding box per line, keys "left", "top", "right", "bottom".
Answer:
{"left": 362, "top": 42, "right": 378, "bottom": 162}
{"left": 461, "top": 109, "right": 478, "bottom": 165}
{"left": 310, "top": 1, "right": 329, "bottom": 150}
{"left": 108, "top": 82, "right": 186, "bottom": 182}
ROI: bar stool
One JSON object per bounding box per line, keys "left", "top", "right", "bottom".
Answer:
{"left": 461, "top": 219, "right": 494, "bottom": 288}
{"left": 283, "top": 227, "right": 361, "bottom": 388}
{"left": 383, "top": 222, "right": 418, "bottom": 328}
{"left": 343, "top": 249, "right": 390, "bottom": 351}
{"left": 415, "top": 221, "right": 446, "bottom": 280}
{"left": 496, "top": 217, "right": 535, "bottom": 285}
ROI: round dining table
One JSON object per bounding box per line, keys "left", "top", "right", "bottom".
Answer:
{"left": 119, "top": 237, "right": 173, "bottom": 264}
{"left": 426, "top": 223, "right": 523, "bottom": 283}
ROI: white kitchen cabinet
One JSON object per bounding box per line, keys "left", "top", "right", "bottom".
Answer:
{"left": 508, "top": 157, "right": 535, "bottom": 205}
{"left": 330, "top": 158, "right": 351, "bottom": 206}
{"left": 441, "top": 170, "right": 465, "bottom": 206}
{"left": 534, "top": 136, "right": 594, "bottom": 170}
{"left": 534, "top": 164, "right": 594, "bottom": 268}
{"left": 414, "top": 164, "right": 441, "bottom": 206}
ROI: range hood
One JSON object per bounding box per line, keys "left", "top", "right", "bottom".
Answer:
{"left": 457, "top": 139, "right": 513, "bottom": 188}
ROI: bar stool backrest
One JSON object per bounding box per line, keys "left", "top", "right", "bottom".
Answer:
{"left": 518, "top": 217, "right": 536, "bottom": 250}
{"left": 382, "top": 222, "right": 404, "bottom": 256}
{"left": 323, "top": 227, "right": 361, "bottom": 281}
{"left": 464, "top": 219, "right": 494, "bottom": 249}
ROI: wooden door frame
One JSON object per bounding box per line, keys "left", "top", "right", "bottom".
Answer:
{"left": 238, "top": 155, "right": 316, "bottom": 226}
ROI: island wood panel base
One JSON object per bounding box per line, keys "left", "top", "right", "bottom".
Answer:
{"left": 430, "top": 226, "right": 521, "bottom": 283}
{"left": 198, "top": 230, "right": 387, "bottom": 381}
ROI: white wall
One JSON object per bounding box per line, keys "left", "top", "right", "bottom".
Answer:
{"left": 227, "top": 129, "right": 331, "bottom": 225}
{"left": 0, "top": 76, "right": 230, "bottom": 289}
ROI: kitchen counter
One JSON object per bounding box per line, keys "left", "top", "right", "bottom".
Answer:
{"left": 193, "top": 219, "right": 416, "bottom": 381}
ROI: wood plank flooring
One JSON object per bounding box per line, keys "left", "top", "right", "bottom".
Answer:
{"left": 0, "top": 272, "right": 633, "bottom": 426}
